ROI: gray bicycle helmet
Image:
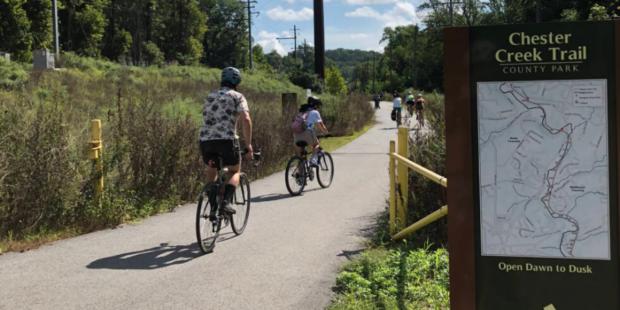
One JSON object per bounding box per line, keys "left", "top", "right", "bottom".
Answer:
{"left": 221, "top": 67, "right": 242, "bottom": 85}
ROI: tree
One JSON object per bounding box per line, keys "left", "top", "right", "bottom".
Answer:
{"left": 58, "top": 0, "right": 110, "bottom": 56}
{"left": 200, "top": 0, "right": 247, "bottom": 68}
{"left": 0, "top": 0, "right": 33, "bottom": 62}
{"left": 265, "top": 50, "right": 283, "bottom": 73}
{"left": 153, "top": 0, "right": 207, "bottom": 63}
{"left": 325, "top": 67, "right": 347, "bottom": 95}
{"left": 22, "top": 0, "right": 54, "bottom": 51}
{"left": 142, "top": 41, "right": 164, "bottom": 66}
{"left": 252, "top": 45, "right": 274, "bottom": 75}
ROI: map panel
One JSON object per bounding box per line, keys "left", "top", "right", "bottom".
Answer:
{"left": 478, "top": 79, "right": 610, "bottom": 260}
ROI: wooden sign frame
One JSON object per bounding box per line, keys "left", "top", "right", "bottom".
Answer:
{"left": 444, "top": 21, "right": 620, "bottom": 310}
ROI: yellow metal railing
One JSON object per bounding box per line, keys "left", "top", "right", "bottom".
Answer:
{"left": 389, "top": 126, "right": 447, "bottom": 240}
{"left": 85, "top": 119, "right": 103, "bottom": 199}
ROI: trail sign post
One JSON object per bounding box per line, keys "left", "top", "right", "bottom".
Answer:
{"left": 444, "top": 21, "right": 620, "bottom": 310}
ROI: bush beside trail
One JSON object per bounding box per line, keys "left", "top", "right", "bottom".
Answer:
{"left": 330, "top": 92, "right": 449, "bottom": 309}
{"left": 0, "top": 55, "right": 374, "bottom": 249}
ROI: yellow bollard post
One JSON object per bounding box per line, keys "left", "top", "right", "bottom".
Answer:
{"left": 89, "top": 120, "right": 103, "bottom": 199}
{"left": 389, "top": 140, "right": 396, "bottom": 235}
{"left": 397, "top": 126, "right": 408, "bottom": 228}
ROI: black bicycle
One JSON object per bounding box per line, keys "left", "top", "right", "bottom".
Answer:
{"left": 285, "top": 135, "right": 334, "bottom": 196}
{"left": 196, "top": 148, "right": 261, "bottom": 254}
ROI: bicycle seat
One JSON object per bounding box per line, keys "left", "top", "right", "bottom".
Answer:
{"left": 296, "top": 141, "right": 308, "bottom": 148}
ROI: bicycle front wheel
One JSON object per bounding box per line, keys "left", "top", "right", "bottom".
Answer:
{"left": 285, "top": 156, "right": 306, "bottom": 196}
{"left": 231, "top": 173, "right": 251, "bottom": 235}
{"left": 317, "top": 152, "right": 334, "bottom": 188}
{"left": 196, "top": 188, "right": 220, "bottom": 254}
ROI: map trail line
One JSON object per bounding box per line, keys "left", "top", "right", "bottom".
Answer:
{"left": 499, "top": 82, "right": 580, "bottom": 257}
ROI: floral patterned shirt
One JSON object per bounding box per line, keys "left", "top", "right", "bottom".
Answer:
{"left": 199, "top": 88, "right": 249, "bottom": 141}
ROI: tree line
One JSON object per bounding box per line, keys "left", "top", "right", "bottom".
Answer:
{"left": 0, "top": 0, "right": 249, "bottom": 68}
{"left": 348, "top": 0, "right": 620, "bottom": 94}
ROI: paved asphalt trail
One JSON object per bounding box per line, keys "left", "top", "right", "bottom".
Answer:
{"left": 0, "top": 102, "right": 419, "bottom": 310}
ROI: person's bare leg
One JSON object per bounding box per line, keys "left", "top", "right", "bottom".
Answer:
{"left": 225, "top": 163, "right": 241, "bottom": 187}
{"left": 311, "top": 141, "right": 320, "bottom": 156}
{"left": 206, "top": 167, "right": 218, "bottom": 183}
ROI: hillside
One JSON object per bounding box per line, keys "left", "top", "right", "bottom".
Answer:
{"left": 326, "top": 48, "right": 377, "bottom": 81}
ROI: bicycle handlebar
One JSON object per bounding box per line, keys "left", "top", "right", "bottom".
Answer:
{"left": 241, "top": 148, "right": 262, "bottom": 167}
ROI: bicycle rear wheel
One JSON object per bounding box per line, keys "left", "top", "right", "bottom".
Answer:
{"left": 231, "top": 173, "right": 251, "bottom": 235}
{"left": 285, "top": 156, "right": 306, "bottom": 196}
{"left": 196, "top": 187, "right": 221, "bottom": 254}
{"left": 317, "top": 152, "right": 334, "bottom": 188}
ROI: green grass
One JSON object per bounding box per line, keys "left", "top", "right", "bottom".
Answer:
{"left": 321, "top": 121, "right": 374, "bottom": 153}
{"left": 329, "top": 246, "right": 450, "bottom": 310}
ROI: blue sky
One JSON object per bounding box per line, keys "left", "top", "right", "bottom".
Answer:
{"left": 252, "top": 0, "right": 427, "bottom": 55}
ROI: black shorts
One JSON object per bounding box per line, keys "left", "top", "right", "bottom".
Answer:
{"left": 406, "top": 101, "right": 415, "bottom": 107}
{"left": 416, "top": 104, "right": 424, "bottom": 110}
{"left": 199, "top": 139, "right": 241, "bottom": 169}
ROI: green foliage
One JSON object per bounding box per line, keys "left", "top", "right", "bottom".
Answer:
{"left": 330, "top": 247, "right": 450, "bottom": 310}
{"left": 252, "top": 45, "right": 275, "bottom": 75}
{"left": 58, "top": 0, "right": 110, "bottom": 56}
{"left": 153, "top": 0, "right": 207, "bottom": 62}
{"left": 0, "top": 0, "right": 32, "bottom": 62}
{"left": 0, "top": 58, "right": 29, "bottom": 89}
{"left": 326, "top": 67, "right": 347, "bottom": 95}
{"left": 561, "top": 8, "right": 579, "bottom": 21}
{"left": 142, "top": 41, "right": 164, "bottom": 67}
{"left": 200, "top": 0, "right": 248, "bottom": 69}
{"left": 0, "top": 54, "right": 374, "bottom": 246}
{"left": 588, "top": 3, "right": 611, "bottom": 20}
{"left": 326, "top": 49, "right": 375, "bottom": 82}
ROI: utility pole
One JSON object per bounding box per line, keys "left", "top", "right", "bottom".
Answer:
{"left": 412, "top": 25, "right": 418, "bottom": 89}
{"left": 536, "top": 0, "right": 542, "bottom": 23}
{"left": 293, "top": 25, "right": 298, "bottom": 58}
{"left": 313, "top": 0, "right": 326, "bottom": 79}
{"left": 372, "top": 51, "right": 376, "bottom": 94}
{"left": 449, "top": 0, "right": 453, "bottom": 27}
{"left": 243, "top": 0, "right": 259, "bottom": 69}
{"left": 276, "top": 25, "right": 299, "bottom": 59}
{"left": 52, "top": 0, "right": 59, "bottom": 56}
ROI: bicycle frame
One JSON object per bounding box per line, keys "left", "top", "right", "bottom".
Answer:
{"left": 293, "top": 147, "right": 329, "bottom": 180}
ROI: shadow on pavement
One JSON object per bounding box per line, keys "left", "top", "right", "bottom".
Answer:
{"left": 87, "top": 242, "right": 204, "bottom": 270}
{"left": 337, "top": 249, "right": 364, "bottom": 260}
{"left": 251, "top": 193, "right": 295, "bottom": 203}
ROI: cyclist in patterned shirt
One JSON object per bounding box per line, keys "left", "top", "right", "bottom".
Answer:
{"left": 199, "top": 67, "right": 253, "bottom": 215}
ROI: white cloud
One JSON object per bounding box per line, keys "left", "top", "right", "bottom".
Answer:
{"left": 256, "top": 39, "right": 287, "bottom": 56}
{"left": 258, "top": 30, "right": 279, "bottom": 40}
{"left": 345, "top": 2, "right": 422, "bottom": 27}
{"left": 266, "top": 7, "right": 314, "bottom": 21}
{"left": 350, "top": 33, "right": 369, "bottom": 39}
{"left": 345, "top": 6, "right": 381, "bottom": 18}
{"left": 345, "top": 0, "right": 397, "bottom": 5}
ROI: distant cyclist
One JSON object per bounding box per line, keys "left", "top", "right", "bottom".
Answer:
{"left": 293, "top": 96, "right": 330, "bottom": 166}
{"left": 393, "top": 93, "right": 402, "bottom": 126}
{"left": 415, "top": 93, "right": 426, "bottom": 127}
{"left": 199, "top": 67, "right": 253, "bottom": 215}
{"left": 374, "top": 93, "right": 381, "bottom": 109}
{"left": 405, "top": 91, "right": 415, "bottom": 116}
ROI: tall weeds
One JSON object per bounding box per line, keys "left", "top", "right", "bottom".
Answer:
{"left": 0, "top": 56, "right": 374, "bottom": 241}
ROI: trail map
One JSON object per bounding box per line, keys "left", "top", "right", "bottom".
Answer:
{"left": 478, "top": 79, "right": 610, "bottom": 260}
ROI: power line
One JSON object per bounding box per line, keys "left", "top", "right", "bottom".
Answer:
{"left": 276, "top": 25, "right": 298, "bottom": 58}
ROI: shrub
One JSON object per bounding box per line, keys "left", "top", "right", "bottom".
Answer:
{"left": 330, "top": 247, "right": 450, "bottom": 310}
{"left": 0, "top": 58, "right": 29, "bottom": 89}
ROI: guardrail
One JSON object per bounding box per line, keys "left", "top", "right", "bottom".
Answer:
{"left": 389, "top": 126, "right": 447, "bottom": 240}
